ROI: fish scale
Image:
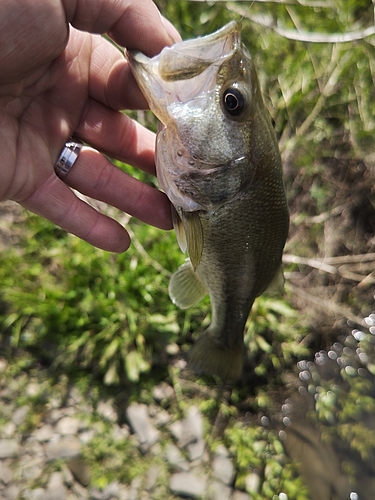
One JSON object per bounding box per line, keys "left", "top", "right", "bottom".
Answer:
{"left": 128, "top": 21, "right": 289, "bottom": 381}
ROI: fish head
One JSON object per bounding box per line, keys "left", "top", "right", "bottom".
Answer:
{"left": 128, "top": 21, "right": 273, "bottom": 212}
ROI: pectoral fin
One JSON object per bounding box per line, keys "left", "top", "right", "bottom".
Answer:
{"left": 181, "top": 211, "right": 204, "bottom": 270}
{"left": 172, "top": 206, "right": 187, "bottom": 253}
{"left": 172, "top": 208, "right": 204, "bottom": 270}
{"left": 168, "top": 259, "right": 207, "bottom": 309}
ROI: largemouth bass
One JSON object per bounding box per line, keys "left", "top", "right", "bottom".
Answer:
{"left": 128, "top": 21, "right": 289, "bottom": 381}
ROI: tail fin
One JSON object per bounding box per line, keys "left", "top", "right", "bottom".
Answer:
{"left": 188, "top": 331, "right": 243, "bottom": 382}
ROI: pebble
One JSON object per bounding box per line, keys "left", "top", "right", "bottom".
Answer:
{"left": 45, "top": 472, "right": 68, "bottom": 500}
{"left": 231, "top": 491, "right": 251, "bottom": 500}
{"left": 125, "top": 403, "right": 160, "bottom": 452}
{"left": 212, "top": 445, "right": 235, "bottom": 485}
{"left": 45, "top": 435, "right": 81, "bottom": 460}
{"left": 165, "top": 442, "right": 190, "bottom": 472}
{"left": 0, "top": 439, "right": 20, "bottom": 459}
{"left": 0, "top": 461, "right": 13, "bottom": 484}
{"left": 207, "top": 480, "right": 233, "bottom": 500}
{"left": 170, "top": 406, "right": 204, "bottom": 448}
{"left": 169, "top": 471, "right": 207, "bottom": 499}
{"left": 55, "top": 416, "right": 81, "bottom": 435}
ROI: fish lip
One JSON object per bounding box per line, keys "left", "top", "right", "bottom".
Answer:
{"left": 127, "top": 21, "right": 242, "bottom": 123}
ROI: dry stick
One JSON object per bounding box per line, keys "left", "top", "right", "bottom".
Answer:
{"left": 283, "top": 254, "right": 375, "bottom": 284}
{"left": 236, "top": 11, "right": 375, "bottom": 43}
{"left": 286, "top": 283, "right": 365, "bottom": 326}
{"left": 190, "top": 0, "right": 333, "bottom": 6}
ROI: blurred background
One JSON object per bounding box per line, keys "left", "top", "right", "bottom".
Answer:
{"left": 1, "top": 1, "right": 375, "bottom": 499}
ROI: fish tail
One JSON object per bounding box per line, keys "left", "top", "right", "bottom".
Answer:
{"left": 188, "top": 331, "right": 243, "bottom": 382}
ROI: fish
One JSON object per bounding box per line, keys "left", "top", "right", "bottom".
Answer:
{"left": 127, "top": 21, "right": 289, "bottom": 382}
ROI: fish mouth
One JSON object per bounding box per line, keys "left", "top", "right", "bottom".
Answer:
{"left": 127, "top": 21, "right": 241, "bottom": 123}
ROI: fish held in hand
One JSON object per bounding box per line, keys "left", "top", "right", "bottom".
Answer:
{"left": 128, "top": 22, "right": 289, "bottom": 382}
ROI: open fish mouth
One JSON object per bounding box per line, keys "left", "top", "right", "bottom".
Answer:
{"left": 127, "top": 21, "right": 242, "bottom": 122}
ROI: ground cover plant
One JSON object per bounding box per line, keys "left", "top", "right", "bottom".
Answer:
{"left": 1, "top": 1, "right": 375, "bottom": 498}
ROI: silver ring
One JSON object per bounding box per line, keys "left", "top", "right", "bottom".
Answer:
{"left": 54, "top": 139, "right": 83, "bottom": 178}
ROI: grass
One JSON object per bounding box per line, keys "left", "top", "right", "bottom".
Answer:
{"left": 1, "top": 0, "right": 375, "bottom": 497}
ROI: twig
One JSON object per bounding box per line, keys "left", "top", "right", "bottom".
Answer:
{"left": 241, "top": 12, "right": 375, "bottom": 43}
{"left": 286, "top": 283, "right": 365, "bottom": 326}
{"left": 190, "top": 0, "right": 333, "bottom": 6}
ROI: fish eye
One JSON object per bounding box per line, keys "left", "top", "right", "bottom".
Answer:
{"left": 222, "top": 87, "right": 245, "bottom": 116}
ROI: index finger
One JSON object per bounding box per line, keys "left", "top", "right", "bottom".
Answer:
{"left": 62, "top": 0, "right": 181, "bottom": 56}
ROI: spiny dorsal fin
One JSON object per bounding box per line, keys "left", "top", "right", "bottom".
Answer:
{"left": 168, "top": 259, "right": 207, "bottom": 309}
{"left": 181, "top": 211, "right": 204, "bottom": 270}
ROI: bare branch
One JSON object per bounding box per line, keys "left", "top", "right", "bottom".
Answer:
{"left": 228, "top": 6, "right": 375, "bottom": 43}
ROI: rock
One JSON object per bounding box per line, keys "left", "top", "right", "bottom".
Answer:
{"left": 45, "top": 472, "right": 68, "bottom": 500}
{"left": 0, "top": 461, "right": 13, "bottom": 484}
{"left": 212, "top": 446, "right": 235, "bottom": 485}
{"left": 32, "top": 424, "right": 55, "bottom": 442}
{"left": 187, "top": 439, "right": 206, "bottom": 462}
{"left": 23, "top": 488, "right": 46, "bottom": 500}
{"left": 125, "top": 404, "right": 160, "bottom": 452}
{"left": 145, "top": 464, "right": 161, "bottom": 491}
{"left": 3, "top": 484, "right": 20, "bottom": 500}
{"left": 207, "top": 480, "right": 232, "bottom": 500}
{"left": 169, "top": 472, "right": 207, "bottom": 499}
{"left": 153, "top": 382, "right": 174, "bottom": 403}
{"left": 55, "top": 416, "right": 81, "bottom": 435}
{"left": 170, "top": 406, "right": 204, "bottom": 448}
{"left": 0, "top": 439, "right": 20, "bottom": 458}
{"left": 67, "top": 457, "right": 92, "bottom": 486}
{"left": 89, "top": 483, "right": 120, "bottom": 500}
{"left": 96, "top": 400, "right": 118, "bottom": 423}
{"left": 45, "top": 435, "right": 81, "bottom": 460}
{"left": 231, "top": 491, "right": 251, "bottom": 500}
{"left": 128, "top": 476, "right": 142, "bottom": 500}
{"left": 165, "top": 442, "right": 190, "bottom": 472}
{"left": 244, "top": 472, "right": 261, "bottom": 494}
{"left": 1, "top": 422, "right": 16, "bottom": 438}
{"left": 12, "top": 405, "right": 29, "bottom": 425}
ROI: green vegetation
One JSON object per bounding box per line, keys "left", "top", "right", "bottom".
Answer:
{"left": 1, "top": 1, "right": 375, "bottom": 498}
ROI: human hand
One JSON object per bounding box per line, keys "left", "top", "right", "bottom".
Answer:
{"left": 0, "top": 0, "right": 181, "bottom": 252}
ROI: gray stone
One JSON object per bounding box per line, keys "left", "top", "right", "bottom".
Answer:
{"left": 55, "top": 416, "right": 81, "bottom": 435}
{"left": 169, "top": 472, "right": 207, "bottom": 498}
{"left": 128, "top": 476, "right": 142, "bottom": 500}
{"left": 125, "top": 403, "right": 160, "bottom": 451}
{"left": 0, "top": 461, "right": 13, "bottom": 484}
{"left": 187, "top": 439, "right": 206, "bottom": 462}
{"left": 165, "top": 442, "right": 190, "bottom": 472}
{"left": 1, "top": 422, "right": 16, "bottom": 438}
{"left": 97, "top": 400, "right": 118, "bottom": 423}
{"left": 67, "top": 457, "right": 92, "bottom": 487}
{"left": 0, "top": 439, "right": 20, "bottom": 458}
{"left": 208, "top": 480, "right": 232, "bottom": 500}
{"left": 231, "top": 491, "right": 251, "bottom": 500}
{"left": 23, "top": 488, "right": 46, "bottom": 500}
{"left": 145, "top": 464, "right": 161, "bottom": 491}
{"left": 170, "top": 406, "right": 204, "bottom": 448}
{"left": 89, "top": 483, "right": 120, "bottom": 500}
{"left": 45, "top": 472, "right": 68, "bottom": 500}
{"left": 212, "top": 454, "right": 235, "bottom": 485}
{"left": 19, "top": 457, "right": 44, "bottom": 481}
{"left": 71, "top": 481, "right": 90, "bottom": 499}
{"left": 5, "top": 484, "right": 21, "bottom": 500}
{"left": 12, "top": 405, "right": 29, "bottom": 425}
{"left": 32, "top": 424, "right": 55, "bottom": 442}
{"left": 153, "top": 382, "right": 174, "bottom": 403}
{"left": 245, "top": 472, "right": 261, "bottom": 494}
{"left": 45, "top": 435, "right": 81, "bottom": 460}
